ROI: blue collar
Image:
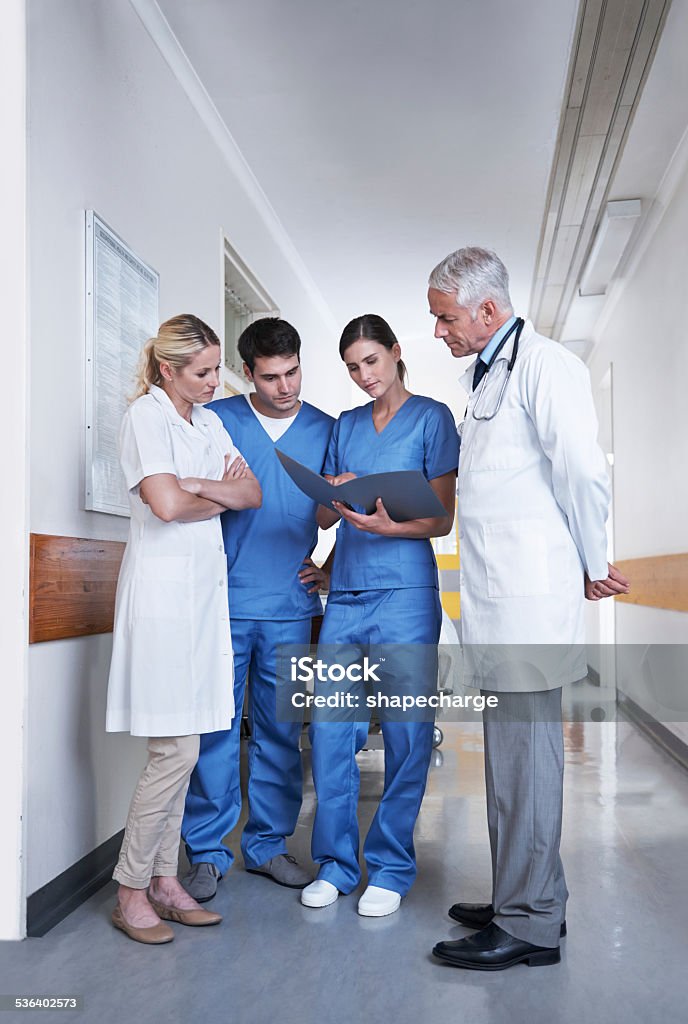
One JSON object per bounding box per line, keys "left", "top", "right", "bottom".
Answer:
{"left": 479, "top": 315, "right": 517, "bottom": 365}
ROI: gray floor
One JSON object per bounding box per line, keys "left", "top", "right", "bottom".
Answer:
{"left": 1, "top": 711, "right": 687, "bottom": 1024}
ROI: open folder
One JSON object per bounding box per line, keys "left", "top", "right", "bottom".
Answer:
{"left": 275, "top": 449, "right": 447, "bottom": 522}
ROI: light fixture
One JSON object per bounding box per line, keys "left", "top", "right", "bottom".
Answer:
{"left": 579, "top": 199, "right": 642, "bottom": 297}
{"left": 560, "top": 339, "right": 593, "bottom": 361}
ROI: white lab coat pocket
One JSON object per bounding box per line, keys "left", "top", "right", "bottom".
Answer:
{"left": 483, "top": 520, "right": 550, "bottom": 598}
{"left": 133, "top": 555, "right": 192, "bottom": 619}
{"left": 464, "top": 409, "right": 533, "bottom": 473}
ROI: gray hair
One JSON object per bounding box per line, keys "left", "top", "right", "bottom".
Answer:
{"left": 428, "top": 247, "right": 513, "bottom": 315}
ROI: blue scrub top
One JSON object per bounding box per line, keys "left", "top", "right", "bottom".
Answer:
{"left": 325, "top": 395, "right": 459, "bottom": 592}
{"left": 208, "top": 396, "right": 334, "bottom": 620}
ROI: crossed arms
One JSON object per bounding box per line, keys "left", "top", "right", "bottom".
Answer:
{"left": 140, "top": 455, "right": 261, "bottom": 523}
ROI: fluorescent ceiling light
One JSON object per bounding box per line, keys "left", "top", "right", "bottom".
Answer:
{"left": 579, "top": 199, "right": 642, "bottom": 297}
{"left": 560, "top": 339, "right": 594, "bottom": 362}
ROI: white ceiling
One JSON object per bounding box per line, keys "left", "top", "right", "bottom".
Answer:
{"left": 609, "top": 0, "right": 688, "bottom": 204}
{"left": 157, "top": 0, "right": 580, "bottom": 346}
{"left": 560, "top": 0, "right": 688, "bottom": 349}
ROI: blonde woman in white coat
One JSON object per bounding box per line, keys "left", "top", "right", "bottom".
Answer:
{"left": 106, "top": 315, "right": 261, "bottom": 944}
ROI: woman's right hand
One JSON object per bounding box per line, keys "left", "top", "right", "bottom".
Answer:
{"left": 326, "top": 472, "right": 357, "bottom": 486}
{"left": 224, "top": 454, "right": 249, "bottom": 479}
{"left": 317, "top": 473, "right": 356, "bottom": 529}
{"left": 180, "top": 457, "right": 248, "bottom": 496}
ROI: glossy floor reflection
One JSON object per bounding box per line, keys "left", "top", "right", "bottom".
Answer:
{"left": 1, "top": 712, "right": 687, "bottom": 1024}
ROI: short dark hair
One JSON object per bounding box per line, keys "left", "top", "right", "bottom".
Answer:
{"left": 339, "top": 313, "right": 407, "bottom": 382}
{"left": 238, "top": 317, "right": 301, "bottom": 371}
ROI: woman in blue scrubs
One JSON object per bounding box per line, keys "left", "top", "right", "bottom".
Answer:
{"left": 301, "top": 314, "right": 459, "bottom": 917}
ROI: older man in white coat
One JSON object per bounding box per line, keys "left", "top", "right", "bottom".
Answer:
{"left": 428, "top": 247, "right": 629, "bottom": 971}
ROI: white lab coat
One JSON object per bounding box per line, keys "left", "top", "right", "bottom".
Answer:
{"left": 106, "top": 385, "right": 238, "bottom": 736}
{"left": 457, "top": 320, "right": 610, "bottom": 686}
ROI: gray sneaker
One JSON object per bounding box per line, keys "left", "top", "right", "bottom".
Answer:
{"left": 246, "top": 854, "right": 313, "bottom": 889}
{"left": 181, "top": 862, "right": 222, "bottom": 902}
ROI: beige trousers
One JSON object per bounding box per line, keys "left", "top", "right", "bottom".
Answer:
{"left": 113, "top": 734, "right": 200, "bottom": 889}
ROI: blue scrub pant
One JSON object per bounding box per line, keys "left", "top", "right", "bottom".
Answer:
{"left": 182, "top": 617, "right": 311, "bottom": 873}
{"left": 309, "top": 588, "right": 441, "bottom": 896}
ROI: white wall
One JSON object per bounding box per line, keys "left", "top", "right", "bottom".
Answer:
{"left": 27, "top": 0, "right": 346, "bottom": 894}
{"left": 614, "top": 607, "right": 688, "bottom": 746}
{"left": 397, "top": 336, "right": 468, "bottom": 425}
{"left": 588, "top": 137, "right": 688, "bottom": 743}
{"left": 0, "top": 0, "right": 28, "bottom": 941}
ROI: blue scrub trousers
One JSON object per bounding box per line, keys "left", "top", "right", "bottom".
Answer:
{"left": 309, "top": 587, "right": 441, "bottom": 896}
{"left": 182, "top": 617, "right": 311, "bottom": 873}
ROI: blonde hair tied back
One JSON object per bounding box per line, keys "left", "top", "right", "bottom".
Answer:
{"left": 131, "top": 314, "right": 221, "bottom": 401}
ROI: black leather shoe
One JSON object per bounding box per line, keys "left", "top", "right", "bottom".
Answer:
{"left": 448, "top": 901, "right": 495, "bottom": 928}
{"left": 448, "top": 902, "right": 567, "bottom": 937}
{"left": 433, "top": 922, "right": 561, "bottom": 971}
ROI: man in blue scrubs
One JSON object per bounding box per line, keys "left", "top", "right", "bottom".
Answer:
{"left": 181, "top": 318, "right": 334, "bottom": 900}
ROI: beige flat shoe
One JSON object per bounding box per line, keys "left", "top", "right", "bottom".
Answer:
{"left": 148, "top": 897, "right": 222, "bottom": 927}
{"left": 111, "top": 904, "right": 174, "bottom": 944}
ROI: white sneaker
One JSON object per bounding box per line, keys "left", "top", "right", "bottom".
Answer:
{"left": 301, "top": 879, "right": 339, "bottom": 908}
{"left": 357, "top": 885, "right": 401, "bottom": 917}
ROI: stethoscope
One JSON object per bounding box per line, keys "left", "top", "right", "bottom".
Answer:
{"left": 470, "top": 317, "right": 525, "bottom": 422}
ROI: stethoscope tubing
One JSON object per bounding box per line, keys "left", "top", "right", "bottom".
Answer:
{"left": 471, "top": 317, "right": 525, "bottom": 422}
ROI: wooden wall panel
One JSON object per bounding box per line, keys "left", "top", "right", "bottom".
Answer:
{"left": 615, "top": 553, "right": 688, "bottom": 613}
{"left": 30, "top": 534, "right": 125, "bottom": 643}
{"left": 28, "top": 541, "right": 685, "bottom": 643}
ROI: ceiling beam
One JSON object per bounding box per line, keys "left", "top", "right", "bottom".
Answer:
{"left": 531, "top": 0, "right": 672, "bottom": 339}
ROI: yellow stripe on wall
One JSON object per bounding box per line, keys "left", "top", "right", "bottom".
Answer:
{"left": 434, "top": 498, "right": 460, "bottom": 569}
{"left": 441, "top": 591, "right": 461, "bottom": 619}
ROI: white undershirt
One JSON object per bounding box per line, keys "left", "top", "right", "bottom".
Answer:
{"left": 244, "top": 393, "right": 299, "bottom": 442}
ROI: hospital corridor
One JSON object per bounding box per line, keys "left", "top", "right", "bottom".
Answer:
{"left": 1, "top": 714, "right": 687, "bottom": 1022}
{"left": 1, "top": 1, "right": 687, "bottom": 1022}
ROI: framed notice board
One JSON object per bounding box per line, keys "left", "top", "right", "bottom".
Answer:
{"left": 84, "top": 212, "right": 159, "bottom": 515}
